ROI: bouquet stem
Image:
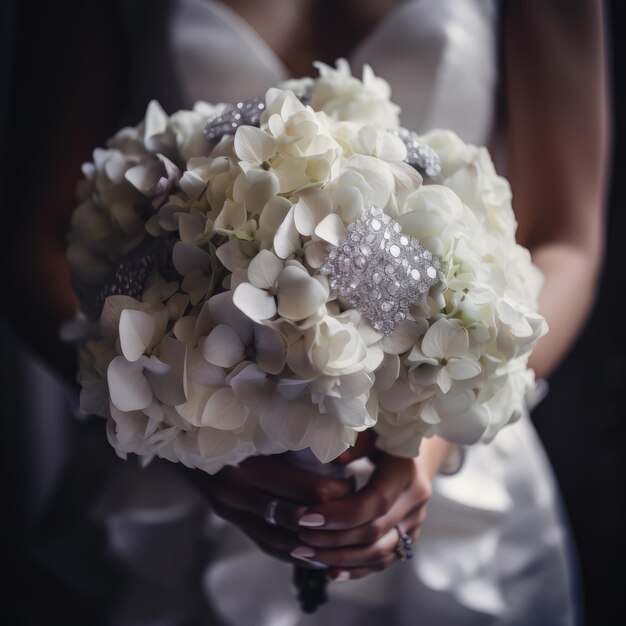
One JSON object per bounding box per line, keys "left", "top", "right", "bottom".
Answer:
{"left": 293, "top": 565, "right": 329, "bottom": 613}
{"left": 286, "top": 449, "right": 346, "bottom": 613}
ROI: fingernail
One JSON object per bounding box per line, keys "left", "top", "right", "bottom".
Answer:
{"left": 301, "top": 558, "right": 328, "bottom": 570}
{"left": 291, "top": 546, "right": 316, "bottom": 560}
{"left": 298, "top": 514, "right": 326, "bottom": 527}
{"left": 334, "top": 570, "right": 351, "bottom": 582}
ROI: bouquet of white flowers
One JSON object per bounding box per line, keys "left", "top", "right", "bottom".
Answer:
{"left": 68, "top": 60, "right": 547, "bottom": 477}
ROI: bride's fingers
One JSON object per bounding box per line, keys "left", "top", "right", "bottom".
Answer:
{"left": 325, "top": 525, "right": 423, "bottom": 581}
{"left": 328, "top": 554, "right": 397, "bottom": 581}
{"left": 220, "top": 455, "right": 354, "bottom": 505}
{"left": 334, "top": 429, "right": 378, "bottom": 465}
{"left": 299, "top": 496, "right": 426, "bottom": 549}
{"left": 328, "top": 531, "right": 422, "bottom": 581}
{"left": 218, "top": 508, "right": 300, "bottom": 564}
{"left": 298, "top": 454, "right": 416, "bottom": 531}
{"left": 291, "top": 524, "right": 404, "bottom": 569}
{"left": 209, "top": 476, "right": 308, "bottom": 532}
{"left": 218, "top": 508, "right": 330, "bottom": 569}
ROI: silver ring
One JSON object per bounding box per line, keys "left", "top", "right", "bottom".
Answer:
{"left": 394, "top": 524, "right": 413, "bottom": 561}
{"left": 264, "top": 498, "right": 279, "bottom": 526}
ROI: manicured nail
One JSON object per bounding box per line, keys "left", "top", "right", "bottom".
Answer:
{"left": 301, "top": 558, "right": 328, "bottom": 570}
{"left": 334, "top": 571, "right": 351, "bottom": 582}
{"left": 298, "top": 514, "right": 326, "bottom": 527}
{"left": 291, "top": 546, "right": 316, "bottom": 560}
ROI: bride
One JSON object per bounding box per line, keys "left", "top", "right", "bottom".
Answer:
{"left": 6, "top": 0, "right": 608, "bottom": 624}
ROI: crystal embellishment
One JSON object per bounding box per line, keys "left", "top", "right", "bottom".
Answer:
{"left": 321, "top": 207, "right": 441, "bottom": 335}
{"left": 202, "top": 96, "right": 443, "bottom": 181}
{"left": 203, "top": 97, "right": 266, "bottom": 142}
{"left": 95, "top": 252, "right": 153, "bottom": 313}
{"left": 391, "top": 128, "right": 442, "bottom": 178}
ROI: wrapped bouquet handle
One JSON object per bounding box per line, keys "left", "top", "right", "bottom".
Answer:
{"left": 286, "top": 450, "right": 349, "bottom": 613}
{"left": 294, "top": 565, "right": 328, "bottom": 614}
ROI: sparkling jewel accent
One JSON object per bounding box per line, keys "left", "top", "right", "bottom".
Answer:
{"left": 289, "top": 82, "right": 314, "bottom": 105}
{"left": 96, "top": 252, "right": 153, "bottom": 312}
{"left": 202, "top": 95, "right": 443, "bottom": 180}
{"left": 321, "top": 207, "right": 441, "bottom": 335}
{"left": 391, "top": 128, "right": 442, "bottom": 178}
{"left": 203, "top": 97, "right": 266, "bottom": 142}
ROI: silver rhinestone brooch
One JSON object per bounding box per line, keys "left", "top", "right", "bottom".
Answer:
{"left": 391, "top": 128, "right": 442, "bottom": 178}
{"left": 95, "top": 252, "right": 153, "bottom": 313}
{"left": 203, "top": 97, "right": 266, "bottom": 142}
{"left": 203, "top": 97, "right": 441, "bottom": 179}
{"left": 321, "top": 207, "right": 441, "bottom": 335}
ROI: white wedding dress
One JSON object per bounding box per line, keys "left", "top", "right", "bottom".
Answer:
{"left": 91, "top": 0, "right": 580, "bottom": 624}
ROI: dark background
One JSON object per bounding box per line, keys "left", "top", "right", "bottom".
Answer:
{"left": 1, "top": 1, "right": 625, "bottom": 624}
{"left": 532, "top": 0, "right": 626, "bottom": 621}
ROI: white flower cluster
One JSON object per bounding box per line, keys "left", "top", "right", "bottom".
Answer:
{"left": 68, "top": 62, "right": 547, "bottom": 473}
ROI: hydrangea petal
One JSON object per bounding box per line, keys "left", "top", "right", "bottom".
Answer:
{"left": 144, "top": 100, "right": 168, "bottom": 139}
{"left": 239, "top": 169, "right": 280, "bottom": 215}
{"left": 294, "top": 189, "right": 332, "bottom": 236}
{"left": 247, "top": 249, "right": 283, "bottom": 289}
{"left": 380, "top": 319, "right": 426, "bottom": 355}
{"left": 307, "top": 420, "right": 356, "bottom": 464}
{"left": 198, "top": 427, "right": 239, "bottom": 458}
{"left": 202, "top": 324, "right": 246, "bottom": 368}
{"left": 331, "top": 185, "right": 363, "bottom": 224}
{"left": 273, "top": 207, "right": 300, "bottom": 259}
{"left": 422, "top": 318, "right": 468, "bottom": 360}
{"left": 186, "top": 348, "right": 226, "bottom": 387}
{"left": 262, "top": 397, "right": 313, "bottom": 447}
{"left": 303, "top": 241, "right": 330, "bottom": 268}
{"left": 234, "top": 126, "right": 276, "bottom": 163}
{"left": 149, "top": 337, "right": 187, "bottom": 406}
{"left": 215, "top": 239, "right": 251, "bottom": 273}
{"left": 436, "top": 367, "right": 453, "bottom": 393}
{"left": 374, "top": 354, "right": 400, "bottom": 391}
{"left": 379, "top": 379, "right": 415, "bottom": 413}
{"left": 201, "top": 388, "right": 248, "bottom": 430}
{"left": 437, "top": 405, "right": 490, "bottom": 445}
{"left": 277, "top": 266, "right": 328, "bottom": 321}
{"left": 448, "top": 358, "right": 482, "bottom": 381}
{"left": 108, "top": 356, "right": 152, "bottom": 411}
{"left": 233, "top": 282, "right": 277, "bottom": 321}
{"left": 254, "top": 324, "right": 287, "bottom": 375}
{"left": 274, "top": 159, "right": 310, "bottom": 193}
{"left": 172, "top": 241, "right": 211, "bottom": 276}
{"left": 314, "top": 213, "right": 347, "bottom": 247}
{"left": 258, "top": 196, "right": 292, "bottom": 239}
{"left": 326, "top": 396, "right": 374, "bottom": 430}
{"left": 208, "top": 292, "right": 254, "bottom": 345}
{"left": 119, "top": 308, "right": 167, "bottom": 362}
{"left": 377, "top": 133, "right": 407, "bottom": 161}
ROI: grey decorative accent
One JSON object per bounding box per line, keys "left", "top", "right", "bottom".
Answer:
{"left": 203, "top": 97, "right": 266, "bottom": 142}
{"left": 321, "top": 207, "right": 441, "bottom": 335}
{"left": 391, "top": 128, "right": 442, "bottom": 178}
{"left": 95, "top": 252, "right": 153, "bottom": 311}
{"left": 202, "top": 95, "right": 442, "bottom": 181}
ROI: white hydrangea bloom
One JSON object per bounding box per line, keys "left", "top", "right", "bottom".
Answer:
{"left": 69, "top": 63, "right": 547, "bottom": 473}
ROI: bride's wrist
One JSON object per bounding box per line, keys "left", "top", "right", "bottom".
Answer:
{"left": 417, "top": 436, "right": 459, "bottom": 479}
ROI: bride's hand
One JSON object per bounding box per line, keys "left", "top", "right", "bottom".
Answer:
{"left": 294, "top": 453, "right": 432, "bottom": 580}
{"left": 184, "top": 455, "right": 355, "bottom": 565}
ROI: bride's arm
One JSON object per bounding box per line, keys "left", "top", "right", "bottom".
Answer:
{"left": 503, "top": 0, "right": 609, "bottom": 379}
